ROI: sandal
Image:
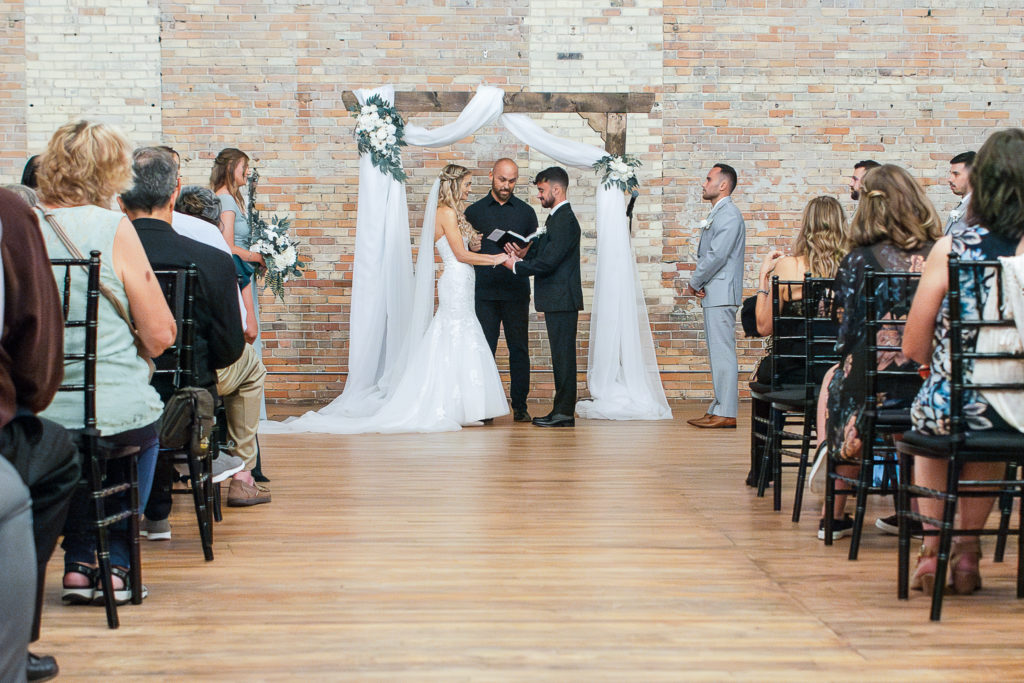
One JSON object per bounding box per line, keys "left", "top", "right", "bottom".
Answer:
{"left": 910, "top": 544, "right": 938, "bottom": 594}
{"left": 93, "top": 566, "right": 148, "bottom": 606}
{"left": 61, "top": 562, "right": 97, "bottom": 605}
{"left": 950, "top": 538, "right": 983, "bottom": 595}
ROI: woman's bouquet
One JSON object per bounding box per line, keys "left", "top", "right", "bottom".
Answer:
{"left": 248, "top": 210, "right": 306, "bottom": 302}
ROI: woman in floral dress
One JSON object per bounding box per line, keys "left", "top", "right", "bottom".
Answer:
{"left": 903, "top": 128, "right": 1024, "bottom": 595}
{"left": 818, "top": 164, "right": 942, "bottom": 540}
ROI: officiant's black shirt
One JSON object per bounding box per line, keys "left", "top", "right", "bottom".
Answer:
{"left": 465, "top": 192, "right": 538, "bottom": 302}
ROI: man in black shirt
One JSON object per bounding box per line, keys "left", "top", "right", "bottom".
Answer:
{"left": 466, "top": 159, "right": 538, "bottom": 423}
{"left": 119, "top": 148, "right": 269, "bottom": 522}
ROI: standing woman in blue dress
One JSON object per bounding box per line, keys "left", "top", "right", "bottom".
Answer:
{"left": 211, "top": 149, "right": 266, "bottom": 411}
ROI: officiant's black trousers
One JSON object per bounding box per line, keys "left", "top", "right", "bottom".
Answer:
{"left": 544, "top": 310, "right": 578, "bottom": 417}
{"left": 476, "top": 298, "right": 531, "bottom": 412}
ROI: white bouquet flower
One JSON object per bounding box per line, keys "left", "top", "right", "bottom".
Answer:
{"left": 350, "top": 94, "right": 407, "bottom": 183}
{"left": 592, "top": 154, "right": 642, "bottom": 197}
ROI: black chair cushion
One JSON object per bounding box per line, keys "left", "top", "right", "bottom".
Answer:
{"left": 901, "top": 428, "right": 1024, "bottom": 455}
{"left": 766, "top": 387, "right": 812, "bottom": 408}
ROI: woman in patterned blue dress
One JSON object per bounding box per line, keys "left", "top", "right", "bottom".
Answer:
{"left": 903, "top": 128, "right": 1024, "bottom": 596}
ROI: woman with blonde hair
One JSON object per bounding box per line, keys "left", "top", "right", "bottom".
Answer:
{"left": 262, "top": 164, "right": 509, "bottom": 434}
{"left": 817, "top": 164, "right": 942, "bottom": 541}
{"left": 747, "top": 196, "right": 848, "bottom": 486}
{"left": 33, "top": 120, "right": 176, "bottom": 603}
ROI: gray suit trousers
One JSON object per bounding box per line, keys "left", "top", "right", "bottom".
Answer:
{"left": 0, "top": 457, "right": 34, "bottom": 683}
{"left": 703, "top": 305, "right": 739, "bottom": 418}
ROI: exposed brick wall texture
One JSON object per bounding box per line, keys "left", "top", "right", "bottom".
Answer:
{"left": 4, "top": 1, "right": 1023, "bottom": 405}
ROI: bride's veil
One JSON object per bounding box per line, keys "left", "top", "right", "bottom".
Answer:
{"left": 393, "top": 177, "right": 441, "bottom": 378}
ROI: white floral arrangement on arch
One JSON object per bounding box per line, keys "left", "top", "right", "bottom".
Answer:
{"left": 349, "top": 94, "right": 408, "bottom": 183}
{"left": 248, "top": 212, "right": 307, "bottom": 302}
{"left": 592, "top": 153, "right": 642, "bottom": 197}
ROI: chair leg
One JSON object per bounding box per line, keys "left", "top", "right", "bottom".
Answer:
{"left": 185, "top": 450, "right": 214, "bottom": 562}
{"left": 89, "top": 454, "right": 119, "bottom": 629}
{"left": 772, "top": 410, "right": 783, "bottom": 512}
{"left": 993, "top": 465, "right": 1014, "bottom": 563}
{"left": 128, "top": 453, "right": 142, "bottom": 605}
{"left": 897, "top": 451, "right": 911, "bottom": 600}
{"left": 792, "top": 412, "right": 813, "bottom": 523}
{"left": 824, "top": 440, "right": 835, "bottom": 546}
{"left": 252, "top": 436, "right": 269, "bottom": 483}
{"left": 756, "top": 410, "right": 774, "bottom": 498}
{"left": 931, "top": 460, "right": 961, "bottom": 622}
{"left": 849, "top": 442, "right": 873, "bottom": 561}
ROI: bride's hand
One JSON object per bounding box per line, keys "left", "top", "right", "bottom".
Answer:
{"left": 491, "top": 253, "right": 509, "bottom": 267}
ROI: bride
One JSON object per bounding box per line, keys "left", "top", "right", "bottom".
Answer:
{"left": 262, "top": 165, "right": 510, "bottom": 434}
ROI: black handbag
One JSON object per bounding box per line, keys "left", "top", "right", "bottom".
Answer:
{"left": 740, "top": 294, "right": 763, "bottom": 338}
{"left": 158, "top": 386, "right": 215, "bottom": 456}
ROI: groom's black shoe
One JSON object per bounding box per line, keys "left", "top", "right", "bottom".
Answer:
{"left": 532, "top": 413, "right": 574, "bottom": 428}
{"left": 513, "top": 409, "right": 531, "bottom": 423}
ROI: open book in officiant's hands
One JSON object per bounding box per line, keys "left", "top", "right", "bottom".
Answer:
{"left": 485, "top": 228, "right": 534, "bottom": 250}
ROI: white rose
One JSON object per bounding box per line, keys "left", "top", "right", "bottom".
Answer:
{"left": 386, "top": 135, "right": 396, "bottom": 145}
{"left": 361, "top": 105, "right": 374, "bottom": 115}
{"left": 609, "top": 172, "right": 621, "bottom": 182}
{"left": 699, "top": 219, "right": 709, "bottom": 230}
{"left": 387, "top": 123, "right": 396, "bottom": 135}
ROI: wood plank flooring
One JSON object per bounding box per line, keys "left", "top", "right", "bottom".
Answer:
{"left": 39, "top": 401, "right": 1024, "bottom": 680}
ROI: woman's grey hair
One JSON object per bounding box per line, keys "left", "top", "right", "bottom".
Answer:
{"left": 4, "top": 183, "right": 39, "bottom": 208}
{"left": 175, "top": 185, "right": 222, "bottom": 226}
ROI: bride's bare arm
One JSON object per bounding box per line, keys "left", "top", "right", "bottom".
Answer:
{"left": 436, "top": 206, "right": 507, "bottom": 267}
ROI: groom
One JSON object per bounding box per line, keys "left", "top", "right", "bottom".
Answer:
{"left": 503, "top": 167, "right": 583, "bottom": 428}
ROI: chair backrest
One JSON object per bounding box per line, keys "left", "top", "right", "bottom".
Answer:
{"left": 51, "top": 250, "right": 101, "bottom": 431}
{"left": 152, "top": 266, "right": 198, "bottom": 395}
{"left": 803, "top": 276, "right": 840, "bottom": 396}
{"left": 948, "top": 255, "right": 1024, "bottom": 436}
{"left": 864, "top": 268, "right": 924, "bottom": 418}
{"left": 768, "top": 275, "right": 806, "bottom": 389}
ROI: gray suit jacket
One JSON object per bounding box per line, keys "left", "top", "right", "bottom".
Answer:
{"left": 944, "top": 194, "right": 971, "bottom": 235}
{"left": 689, "top": 196, "right": 746, "bottom": 308}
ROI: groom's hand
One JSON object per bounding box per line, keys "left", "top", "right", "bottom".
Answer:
{"left": 501, "top": 254, "right": 520, "bottom": 271}
{"left": 505, "top": 242, "right": 530, "bottom": 259}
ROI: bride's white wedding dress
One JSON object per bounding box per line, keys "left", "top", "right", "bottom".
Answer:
{"left": 261, "top": 234, "right": 509, "bottom": 434}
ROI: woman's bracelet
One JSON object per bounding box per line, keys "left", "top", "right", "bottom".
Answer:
{"left": 756, "top": 289, "right": 770, "bottom": 296}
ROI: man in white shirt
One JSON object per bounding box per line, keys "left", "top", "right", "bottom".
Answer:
{"left": 944, "top": 151, "right": 975, "bottom": 235}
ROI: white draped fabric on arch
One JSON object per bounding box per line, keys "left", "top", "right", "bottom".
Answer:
{"left": 293, "top": 84, "right": 670, "bottom": 424}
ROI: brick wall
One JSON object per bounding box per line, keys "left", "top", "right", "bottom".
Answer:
{"left": 4, "top": 1, "right": 1023, "bottom": 405}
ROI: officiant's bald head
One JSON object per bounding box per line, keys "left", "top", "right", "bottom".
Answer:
{"left": 489, "top": 158, "right": 519, "bottom": 204}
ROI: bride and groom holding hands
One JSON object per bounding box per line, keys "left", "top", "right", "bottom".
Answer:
{"left": 265, "top": 159, "right": 582, "bottom": 435}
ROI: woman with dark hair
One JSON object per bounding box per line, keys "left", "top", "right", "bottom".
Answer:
{"left": 817, "top": 164, "right": 942, "bottom": 540}
{"left": 903, "top": 128, "right": 1024, "bottom": 595}
{"left": 20, "top": 155, "right": 39, "bottom": 189}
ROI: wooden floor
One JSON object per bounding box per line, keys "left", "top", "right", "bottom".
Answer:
{"left": 40, "top": 401, "right": 1024, "bottom": 681}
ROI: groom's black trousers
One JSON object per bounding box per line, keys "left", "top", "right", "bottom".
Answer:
{"left": 543, "top": 310, "right": 578, "bottom": 417}
{"left": 475, "top": 298, "right": 531, "bottom": 413}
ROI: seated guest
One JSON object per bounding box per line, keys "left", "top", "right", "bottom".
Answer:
{"left": 33, "top": 120, "right": 176, "bottom": 605}
{"left": 172, "top": 184, "right": 268, "bottom": 505}
{"left": 3, "top": 184, "right": 38, "bottom": 208}
{"left": 21, "top": 155, "right": 40, "bottom": 190}
{"left": 0, "top": 457, "right": 34, "bottom": 682}
{"left": 1, "top": 188, "right": 80, "bottom": 681}
{"left": 747, "top": 197, "right": 848, "bottom": 484}
{"left": 118, "top": 148, "right": 269, "bottom": 524}
{"left": 817, "top": 164, "right": 942, "bottom": 540}
{"left": 173, "top": 184, "right": 258, "bottom": 343}
{"left": 904, "top": 128, "right": 1024, "bottom": 595}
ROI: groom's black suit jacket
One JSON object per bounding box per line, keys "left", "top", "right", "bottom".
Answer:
{"left": 515, "top": 203, "right": 583, "bottom": 312}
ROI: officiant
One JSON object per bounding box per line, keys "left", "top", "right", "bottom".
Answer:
{"left": 466, "top": 158, "right": 538, "bottom": 423}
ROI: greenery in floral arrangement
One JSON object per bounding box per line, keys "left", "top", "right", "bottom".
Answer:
{"left": 592, "top": 154, "right": 642, "bottom": 197}
{"left": 248, "top": 210, "right": 307, "bottom": 302}
{"left": 349, "top": 94, "right": 408, "bottom": 183}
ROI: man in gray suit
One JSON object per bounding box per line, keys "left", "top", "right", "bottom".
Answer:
{"left": 685, "top": 164, "right": 746, "bottom": 429}
{"left": 944, "top": 151, "right": 975, "bottom": 235}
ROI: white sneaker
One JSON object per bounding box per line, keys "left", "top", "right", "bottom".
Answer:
{"left": 141, "top": 517, "right": 171, "bottom": 541}
{"left": 211, "top": 453, "right": 245, "bottom": 483}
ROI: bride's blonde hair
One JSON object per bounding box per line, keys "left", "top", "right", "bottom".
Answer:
{"left": 438, "top": 164, "right": 473, "bottom": 238}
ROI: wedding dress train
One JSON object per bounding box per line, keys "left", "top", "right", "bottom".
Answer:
{"left": 260, "top": 235, "right": 508, "bottom": 435}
